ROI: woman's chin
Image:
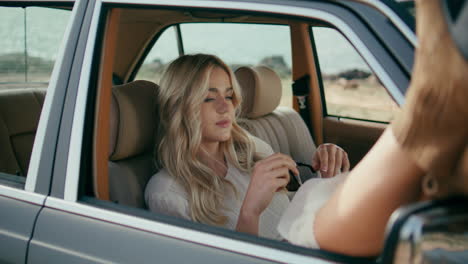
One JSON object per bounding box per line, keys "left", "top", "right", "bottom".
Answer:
{"left": 217, "top": 133, "right": 232, "bottom": 142}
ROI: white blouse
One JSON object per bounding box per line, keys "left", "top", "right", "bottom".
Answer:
{"left": 144, "top": 137, "right": 290, "bottom": 240}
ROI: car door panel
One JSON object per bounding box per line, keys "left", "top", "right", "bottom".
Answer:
{"left": 323, "top": 117, "right": 386, "bottom": 168}
{"left": 0, "top": 194, "right": 42, "bottom": 263}
{"left": 28, "top": 206, "right": 277, "bottom": 264}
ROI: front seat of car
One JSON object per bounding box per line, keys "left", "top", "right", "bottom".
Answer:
{"left": 235, "top": 66, "right": 317, "bottom": 168}
{"left": 108, "top": 80, "right": 158, "bottom": 208}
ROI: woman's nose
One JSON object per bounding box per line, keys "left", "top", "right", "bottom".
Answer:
{"left": 216, "top": 97, "right": 229, "bottom": 113}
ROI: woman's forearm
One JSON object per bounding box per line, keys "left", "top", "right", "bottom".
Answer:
{"left": 236, "top": 207, "right": 260, "bottom": 235}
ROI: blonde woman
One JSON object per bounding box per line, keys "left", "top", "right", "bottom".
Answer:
{"left": 144, "top": 54, "right": 348, "bottom": 239}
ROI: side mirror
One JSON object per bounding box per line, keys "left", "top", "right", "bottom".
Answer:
{"left": 380, "top": 196, "right": 468, "bottom": 264}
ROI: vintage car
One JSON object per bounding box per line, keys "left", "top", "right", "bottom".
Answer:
{"left": 1, "top": 0, "right": 467, "bottom": 263}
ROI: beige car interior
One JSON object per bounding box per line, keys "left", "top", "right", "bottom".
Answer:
{"left": 0, "top": 88, "right": 46, "bottom": 177}
{"left": 235, "top": 66, "right": 317, "bottom": 166}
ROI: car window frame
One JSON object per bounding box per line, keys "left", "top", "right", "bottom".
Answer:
{"left": 0, "top": 1, "right": 75, "bottom": 203}
{"left": 53, "top": 0, "right": 414, "bottom": 263}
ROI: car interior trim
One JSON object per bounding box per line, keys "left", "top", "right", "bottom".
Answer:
{"left": 64, "top": 0, "right": 102, "bottom": 202}
{"left": 93, "top": 7, "right": 121, "bottom": 201}
{"left": 0, "top": 185, "right": 46, "bottom": 205}
{"left": 106, "top": 0, "right": 416, "bottom": 47}
{"left": 25, "top": 1, "right": 80, "bottom": 193}
{"left": 45, "top": 196, "right": 333, "bottom": 264}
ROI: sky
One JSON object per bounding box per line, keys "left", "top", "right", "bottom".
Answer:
{"left": 1, "top": 6, "right": 369, "bottom": 75}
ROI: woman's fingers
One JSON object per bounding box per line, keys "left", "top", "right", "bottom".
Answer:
{"left": 327, "top": 145, "right": 337, "bottom": 177}
{"left": 334, "top": 149, "right": 343, "bottom": 177}
{"left": 275, "top": 177, "right": 290, "bottom": 192}
{"left": 256, "top": 153, "right": 298, "bottom": 176}
{"left": 313, "top": 143, "right": 350, "bottom": 177}
{"left": 342, "top": 152, "right": 350, "bottom": 172}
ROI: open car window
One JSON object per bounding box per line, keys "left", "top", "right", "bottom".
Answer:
{"left": 312, "top": 26, "right": 399, "bottom": 123}
{"left": 135, "top": 23, "right": 293, "bottom": 107}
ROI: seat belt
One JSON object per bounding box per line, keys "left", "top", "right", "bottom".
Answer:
{"left": 292, "top": 74, "right": 314, "bottom": 138}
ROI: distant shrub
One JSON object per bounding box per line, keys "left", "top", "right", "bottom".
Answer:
{"left": 258, "top": 55, "right": 291, "bottom": 78}
{"left": 323, "top": 69, "right": 371, "bottom": 80}
{"left": 0, "top": 53, "right": 54, "bottom": 74}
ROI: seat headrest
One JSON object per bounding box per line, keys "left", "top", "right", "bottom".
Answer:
{"left": 234, "top": 66, "right": 282, "bottom": 118}
{"left": 109, "top": 80, "right": 159, "bottom": 161}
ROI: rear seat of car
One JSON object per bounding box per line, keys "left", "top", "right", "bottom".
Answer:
{"left": 0, "top": 88, "right": 46, "bottom": 177}
{"left": 235, "top": 66, "right": 317, "bottom": 167}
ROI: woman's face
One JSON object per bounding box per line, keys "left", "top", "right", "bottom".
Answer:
{"left": 200, "top": 66, "right": 235, "bottom": 145}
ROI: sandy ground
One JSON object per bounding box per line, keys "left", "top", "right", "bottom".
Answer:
{"left": 0, "top": 73, "right": 399, "bottom": 122}
{"left": 280, "top": 77, "right": 398, "bottom": 122}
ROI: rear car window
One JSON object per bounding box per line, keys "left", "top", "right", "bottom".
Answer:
{"left": 0, "top": 7, "right": 70, "bottom": 90}
{"left": 0, "top": 6, "right": 71, "bottom": 188}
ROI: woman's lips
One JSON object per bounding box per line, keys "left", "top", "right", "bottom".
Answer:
{"left": 216, "top": 120, "right": 231, "bottom": 128}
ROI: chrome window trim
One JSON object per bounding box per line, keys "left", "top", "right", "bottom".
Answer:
{"left": 0, "top": 185, "right": 45, "bottom": 205}
{"left": 357, "top": 0, "right": 417, "bottom": 47}
{"left": 45, "top": 197, "right": 333, "bottom": 264}
{"left": 64, "top": 0, "right": 102, "bottom": 202}
{"left": 25, "top": 2, "right": 79, "bottom": 192}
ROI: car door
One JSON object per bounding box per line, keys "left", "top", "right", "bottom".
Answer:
{"left": 27, "top": 0, "right": 414, "bottom": 263}
{"left": 0, "top": 2, "right": 73, "bottom": 263}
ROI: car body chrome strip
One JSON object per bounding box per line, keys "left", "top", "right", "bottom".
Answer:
{"left": 0, "top": 185, "right": 45, "bottom": 205}
{"left": 45, "top": 197, "right": 333, "bottom": 264}
{"left": 25, "top": 1, "right": 79, "bottom": 193}
{"left": 63, "top": 0, "right": 102, "bottom": 202}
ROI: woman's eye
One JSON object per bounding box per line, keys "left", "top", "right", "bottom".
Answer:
{"left": 204, "top": 98, "right": 215, "bottom": 102}
{"left": 226, "top": 96, "right": 233, "bottom": 100}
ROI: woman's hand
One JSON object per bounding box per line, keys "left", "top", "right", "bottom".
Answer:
{"left": 312, "top": 144, "right": 350, "bottom": 178}
{"left": 236, "top": 153, "right": 298, "bottom": 235}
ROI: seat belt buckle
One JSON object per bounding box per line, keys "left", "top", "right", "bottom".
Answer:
{"left": 297, "top": 96, "right": 307, "bottom": 109}
{"left": 292, "top": 75, "right": 310, "bottom": 110}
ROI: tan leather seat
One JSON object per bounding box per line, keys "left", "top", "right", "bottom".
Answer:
{"left": 235, "top": 66, "right": 317, "bottom": 167}
{"left": 0, "top": 88, "right": 46, "bottom": 176}
{"left": 108, "top": 80, "right": 159, "bottom": 208}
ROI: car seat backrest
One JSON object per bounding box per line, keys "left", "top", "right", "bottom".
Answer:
{"left": 235, "top": 66, "right": 317, "bottom": 166}
{"left": 0, "top": 88, "right": 46, "bottom": 176}
{"left": 108, "top": 80, "right": 158, "bottom": 208}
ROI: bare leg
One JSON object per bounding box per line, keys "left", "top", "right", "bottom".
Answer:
{"left": 314, "top": 129, "right": 424, "bottom": 256}
{"left": 314, "top": 0, "right": 468, "bottom": 256}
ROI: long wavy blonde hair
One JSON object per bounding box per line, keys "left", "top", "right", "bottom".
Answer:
{"left": 154, "top": 54, "right": 256, "bottom": 226}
